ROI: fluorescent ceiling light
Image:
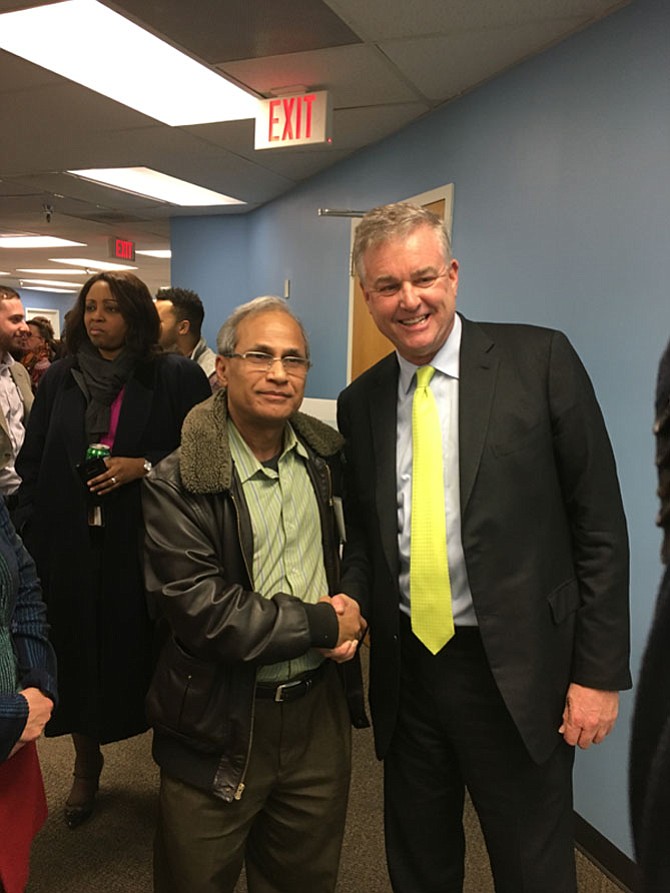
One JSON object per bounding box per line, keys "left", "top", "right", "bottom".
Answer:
{"left": 49, "top": 258, "right": 138, "bottom": 272}
{"left": 0, "top": 0, "right": 259, "bottom": 126}
{"left": 22, "top": 285, "right": 79, "bottom": 294}
{"left": 136, "top": 249, "right": 172, "bottom": 259}
{"left": 49, "top": 257, "right": 137, "bottom": 273}
{"left": 20, "top": 278, "right": 83, "bottom": 289}
{"left": 0, "top": 236, "right": 86, "bottom": 249}
{"left": 0, "top": 272, "right": 10, "bottom": 277}
{"left": 68, "top": 167, "right": 244, "bottom": 206}
{"left": 17, "top": 268, "right": 87, "bottom": 275}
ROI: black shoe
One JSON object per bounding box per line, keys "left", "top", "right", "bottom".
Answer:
{"left": 64, "top": 801, "right": 95, "bottom": 829}
{"left": 64, "top": 753, "right": 104, "bottom": 830}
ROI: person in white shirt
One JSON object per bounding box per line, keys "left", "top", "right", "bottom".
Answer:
{"left": 155, "top": 287, "right": 219, "bottom": 391}
{"left": 0, "top": 287, "right": 33, "bottom": 504}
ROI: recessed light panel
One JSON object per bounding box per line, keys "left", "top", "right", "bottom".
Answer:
{"left": 17, "top": 269, "right": 87, "bottom": 275}
{"left": 50, "top": 258, "right": 137, "bottom": 272}
{"left": 0, "top": 0, "right": 259, "bottom": 126}
{"left": 0, "top": 236, "right": 86, "bottom": 249}
{"left": 68, "top": 167, "right": 244, "bottom": 206}
{"left": 22, "top": 285, "right": 79, "bottom": 294}
{"left": 20, "top": 278, "right": 83, "bottom": 289}
{"left": 135, "top": 250, "right": 172, "bottom": 259}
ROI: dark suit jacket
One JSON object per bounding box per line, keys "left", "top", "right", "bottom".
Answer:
{"left": 629, "top": 337, "right": 670, "bottom": 892}
{"left": 338, "top": 315, "right": 631, "bottom": 764}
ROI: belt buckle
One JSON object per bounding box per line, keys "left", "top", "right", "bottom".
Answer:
{"left": 273, "top": 676, "right": 312, "bottom": 702}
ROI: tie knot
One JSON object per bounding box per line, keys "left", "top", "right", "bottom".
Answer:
{"left": 415, "top": 365, "right": 435, "bottom": 390}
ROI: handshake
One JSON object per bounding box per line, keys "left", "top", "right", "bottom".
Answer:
{"left": 318, "top": 593, "right": 368, "bottom": 664}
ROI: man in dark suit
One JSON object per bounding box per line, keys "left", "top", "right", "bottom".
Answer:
{"left": 337, "top": 202, "right": 631, "bottom": 893}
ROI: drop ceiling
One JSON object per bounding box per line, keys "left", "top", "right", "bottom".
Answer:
{"left": 0, "top": 0, "right": 630, "bottom": 294}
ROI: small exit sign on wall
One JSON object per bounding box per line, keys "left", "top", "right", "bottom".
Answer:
{"left": 255, "top": 91, "right": 332, "bottom": 150}
{"left": 108, "top": 237, "right": 135, "bottom": 261}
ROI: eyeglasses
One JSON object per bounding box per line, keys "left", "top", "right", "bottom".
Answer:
{"left": 225, "top": 351, "right": 311, "bottom": 376}
{"left": 370, "top": 271, "right": 449, "bottom": 299}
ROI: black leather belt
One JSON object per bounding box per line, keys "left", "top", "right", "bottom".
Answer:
{"left": 255, "top": 663, "right": 326, "bottom": 703}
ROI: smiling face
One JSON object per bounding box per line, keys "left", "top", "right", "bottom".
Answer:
{"left": 0, "top": 297, "right": 30, "bottom": 356}
{"left": 361, "top": 224, "right": 459, "bottom": 366}
{"left": 216, "top": 310, "right": 308, "bottom": 443}
{"left": 84, "top": 280, "right": 129, "bottom": 360}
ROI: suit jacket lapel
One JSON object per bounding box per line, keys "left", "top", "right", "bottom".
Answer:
{"left": 9, "top": 365, "right": 34, "bottom": 416}
{"left": 458, "top": 316, "right": 498, "bottom": 516}
{"left": 368, "top": 355, "right": 400, "bottom": 578}
{"left": 0, "top": 364, "right": 33, "bottom": 438}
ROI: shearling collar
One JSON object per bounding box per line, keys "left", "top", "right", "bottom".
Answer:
{"left": 180, "top": 389, "right": 344, "bottom": 494}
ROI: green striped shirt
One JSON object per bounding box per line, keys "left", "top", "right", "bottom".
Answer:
{"left": 228, "top": 421, "right": 328, "bottom": 683}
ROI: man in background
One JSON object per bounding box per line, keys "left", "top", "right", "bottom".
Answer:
{"left": 338, "top": 202, "right": 631, "bottom": 893}
{"left": 155, "top": 287, "right": 219, "bottom": 390}
{"left": 0, "top": 286, "right": 33, "bottom": 506}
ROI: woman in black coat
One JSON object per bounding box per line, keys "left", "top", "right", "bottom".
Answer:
{"left": 16, "top": 271, "right": 210, "bottom": 829}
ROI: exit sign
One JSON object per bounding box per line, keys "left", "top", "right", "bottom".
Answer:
{"left": 255, "top": 91, "right": 332, "bottom": 150}
{"left": 108, "top": 237, "right": 135, "bottom": 261}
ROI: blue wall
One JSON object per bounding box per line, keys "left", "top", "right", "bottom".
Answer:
{"left": 16, "top": 288, "right": 75, "bottom": 331}
{"left": 171, "top": 0, "right": 670, "bottom": 857}
{"left": 170, "top": 214, "right": 251, "bottom": 352}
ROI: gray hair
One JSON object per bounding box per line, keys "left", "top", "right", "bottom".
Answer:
{"left": 353, "top": 201, "right": 452, "bottom": 285}
{"left": 216, "top": 296, "right": 310, "bottom": 359}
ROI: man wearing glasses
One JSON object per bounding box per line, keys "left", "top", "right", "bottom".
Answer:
{"left": 142, "top": 296, "right": 368, "bottom": 893}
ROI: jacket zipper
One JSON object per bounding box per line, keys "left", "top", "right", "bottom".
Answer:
{"left": 229, "top": 488, "right": 256, "bottom": 801}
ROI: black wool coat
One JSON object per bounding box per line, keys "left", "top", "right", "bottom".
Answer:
{"left": 16, "top": 352, "right": 210, "bottom": 743}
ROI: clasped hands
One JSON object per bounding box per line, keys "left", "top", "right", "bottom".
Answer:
{"left": 318, "top": 594, "right": 367, "bottom": 664}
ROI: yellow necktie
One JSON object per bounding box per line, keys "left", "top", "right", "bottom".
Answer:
{"left": 410, "top": 365, "right": 454, "bottom": 654}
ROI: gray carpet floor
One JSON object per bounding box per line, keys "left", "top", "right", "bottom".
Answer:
{"left": 26, "top": 721, "right": 628, "bottom": 892}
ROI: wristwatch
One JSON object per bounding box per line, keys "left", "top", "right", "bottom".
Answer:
{"left": 143, "top": 459, "right": 152, "bottom": 475}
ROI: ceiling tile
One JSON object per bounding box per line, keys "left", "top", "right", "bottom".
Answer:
{"left": 0, "top": 49, "right": 60, "bottom": 92}
{"left": 381, "top": 17, "right": 590, "bottom": 100}
{"left": 330, "top": 102, "right": 431, "bottom": 148}
{"left": 114, "top": 0, "right": 360, "bottom": 63}
{"left": 326, "top": 0, "right": 626, "bottom": 40}
{"left": 220, "top": 44, "right": 421, "bottom": 106}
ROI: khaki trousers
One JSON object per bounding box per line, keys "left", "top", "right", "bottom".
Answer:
{"left": 154, "top": 664, "right": 352, "bottom": 893}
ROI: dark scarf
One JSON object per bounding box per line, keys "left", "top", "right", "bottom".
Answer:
{"left": 75, "top": 341, "right": 137, "bottom": 441}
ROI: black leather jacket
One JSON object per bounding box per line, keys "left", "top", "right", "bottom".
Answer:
{"left": 142, "top": 392, "right": 367, "bottom": 802}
